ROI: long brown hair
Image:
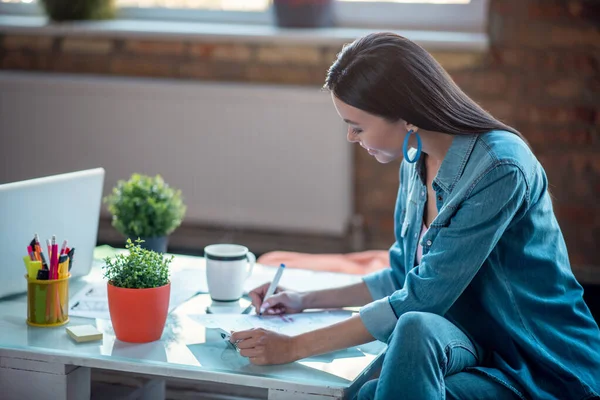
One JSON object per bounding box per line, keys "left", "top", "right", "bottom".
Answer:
{"left": 324, "top": 32, "right": 524, "bottom": 141}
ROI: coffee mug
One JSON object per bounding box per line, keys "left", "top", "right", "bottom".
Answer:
{"left": 204, "top": 244, "right": 255, "bottom": 302}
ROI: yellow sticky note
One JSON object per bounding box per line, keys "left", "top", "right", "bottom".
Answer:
{"left": 66, "top": 325, "right": 103, "bottom": 343}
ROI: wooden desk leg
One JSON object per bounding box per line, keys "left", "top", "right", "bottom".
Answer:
{"left": 0, "top": 357, "right": 90, "bottom": 400}
{"left": 268, "top": 388, "right": 340, "bottom": 400}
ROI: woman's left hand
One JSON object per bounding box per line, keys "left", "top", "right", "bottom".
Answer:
{"left": 230, "top": 328, "right": 299, "bottom": 365}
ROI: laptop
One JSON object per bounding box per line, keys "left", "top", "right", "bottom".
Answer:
{"left": 0, "top": 168, "right": 105, "bottom": 298}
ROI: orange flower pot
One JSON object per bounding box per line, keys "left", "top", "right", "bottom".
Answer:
{"left": 107, "top": 282, "right": 170, "bottom": 343}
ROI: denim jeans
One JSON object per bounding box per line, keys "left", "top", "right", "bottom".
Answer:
{"left": 357, "top": 312, "right": 522, "bottom": 400}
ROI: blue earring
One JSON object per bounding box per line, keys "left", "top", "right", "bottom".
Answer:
{"left": 403, "top": 129, "right": 422, "bottom": 163}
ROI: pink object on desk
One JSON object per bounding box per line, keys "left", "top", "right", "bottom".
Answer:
{"left": 258, "top": 250, "right": 389, "bottom": 275}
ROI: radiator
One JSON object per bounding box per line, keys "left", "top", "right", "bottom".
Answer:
{"left": 0, "top": 72, "right": 352, "bottom": 235}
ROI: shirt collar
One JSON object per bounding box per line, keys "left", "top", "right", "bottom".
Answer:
{"left": 433, "top": 134, "right": 479, "bottom": 193}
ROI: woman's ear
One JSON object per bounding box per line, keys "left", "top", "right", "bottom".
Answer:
{"left": 406, "top": 123, "right": 419, "bottom": 133}
{"left": 399, "top": 120, "right": 418, "bottom": 133}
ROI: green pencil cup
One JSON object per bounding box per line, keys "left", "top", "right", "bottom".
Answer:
{"left": 26, "top": 274, "right": 71, "bottom": 327}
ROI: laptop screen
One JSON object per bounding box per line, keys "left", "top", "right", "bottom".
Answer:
{"left": 0, "top": 168, "right": 105, "bottom": 298}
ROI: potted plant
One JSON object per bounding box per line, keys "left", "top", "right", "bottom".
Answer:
{"left": 104, "top": 173, "right": 187, "bottom": 253}
{"left": 103, "top": 239, "right": 173, "bottom": 343}
{"left": 273, "top": 0, "right": 334, "bottom": 28}
{"left": 40, "top": 0, "right": 116, "bottom": 22}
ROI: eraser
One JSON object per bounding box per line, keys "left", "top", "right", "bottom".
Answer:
{"left": 66, "top": 325, "right": 103, "bottom": 343}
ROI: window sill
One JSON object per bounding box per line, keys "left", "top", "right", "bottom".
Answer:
{"left": 0, "top": 16, "right": 488, "bottom": 52}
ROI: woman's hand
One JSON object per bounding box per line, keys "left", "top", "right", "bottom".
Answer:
{"left": 231, "top": 328, "right": 300, "bottom": 365}
{"left": 248, "top": 282, "right": 305, "bottom": 315}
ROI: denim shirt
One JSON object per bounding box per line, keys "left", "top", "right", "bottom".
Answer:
{"left": 359, "top": 131, "right": 600, "bottom": 400}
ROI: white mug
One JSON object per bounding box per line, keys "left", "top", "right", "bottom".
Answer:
{"left": 204, "top": 244, "right": 255, "bottom": 302}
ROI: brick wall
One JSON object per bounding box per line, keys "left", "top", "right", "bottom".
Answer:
{"left": 1, "top": 0, "right": 598, "bottom": 270}
{"left": 0, "top": 34, "right": 336, "bottom": 84}
{"left": 484, "top": 0, "right": 599, "bottom": 270}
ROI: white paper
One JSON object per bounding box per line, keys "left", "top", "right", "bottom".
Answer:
{"left": 169, "top": 266, "right": 209, "bottom": 311}
{"left": 69, "top": 266, "right": 207, "bottom": 320}
{"left": 187, "top": 310, "right": 354, "bottom": 337}
{"left": 69, "top": 283, "right": 110, "bottom": 319}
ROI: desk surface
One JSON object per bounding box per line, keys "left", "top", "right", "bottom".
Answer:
{"left": 0, "top": 253, "right": 386, "bottom": 399}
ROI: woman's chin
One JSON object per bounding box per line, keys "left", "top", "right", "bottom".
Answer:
{"left": 373, "top": 153, "right": 397, "bottom": 164}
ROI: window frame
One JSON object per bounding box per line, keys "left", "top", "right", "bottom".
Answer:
{"left": 0, "top": 1, "right": 489, "bottom": 33}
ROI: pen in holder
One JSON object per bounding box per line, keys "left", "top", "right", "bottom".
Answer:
{"left": 24, "top": 256, "right": 71, "bottom": 327}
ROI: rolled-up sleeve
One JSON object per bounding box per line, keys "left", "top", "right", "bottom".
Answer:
{"left": 362, "top": 268, "right": 398, "bottom": 301}
{"left": 360, "top": 164, "right": 529, "bottom": 342}
{"left": 359, "top": 296, "right": 398, "bottom": 342}
{"left": 360, "top": 269, "right": 401, "bottom": 341}
{"left": 360, "top": 242, "right": 405, "bottom": 341}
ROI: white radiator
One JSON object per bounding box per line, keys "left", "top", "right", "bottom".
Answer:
{"left": 0, "top": 72, "right": 352, "bottom": 235}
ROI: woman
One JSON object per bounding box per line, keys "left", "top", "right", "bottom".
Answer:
{"left": 229, "top": 33, "right": 600, "bottom": 400}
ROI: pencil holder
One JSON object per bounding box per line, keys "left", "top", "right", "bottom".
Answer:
{"left": 26, "top": 274, "right": 71, "bottom": 327}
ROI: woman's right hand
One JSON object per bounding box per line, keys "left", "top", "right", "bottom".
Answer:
{"left": 248, "top": 282, "right": 305, "bottom": 315}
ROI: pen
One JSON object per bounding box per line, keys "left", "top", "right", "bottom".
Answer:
{"left": 27, "top": 245, "right": 35, "bottom": 261}
{"left": 60, "top": 240, "right": 68, "bottom": 256}
{"left": 34, "top": 234, "right": 48, "bottom": 270}
{"left": 219, "top": 330, "right": 240, "bottom": 352}
{"left": 46, "top": 238, "right": 52, "bottom": 262}
{"left": 259, "top": 263, "right": 286, "bottom": 316}
{"left": 51, "top": 235, "right": 58, "bottom": 280}
{"left": 39, "top": 250, "right": 49, "bottom": 270}
{"left": 67, "top": 248, "right": 75, "bottom": 271}
{"left": 29, "top": 238, "right": 40, "bottom": 262}
{"left": 241, "top": 303, "right": 254, "bottom": 315}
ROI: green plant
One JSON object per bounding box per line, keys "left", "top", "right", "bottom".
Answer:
{"left": 41, "top": 0, "right": 116, "bottom": 21}
{"left": 103, "top": 239, "right": 173, "bottom": 289}
{"left": 104, "top": 173, "right": 187, "bottom": 238}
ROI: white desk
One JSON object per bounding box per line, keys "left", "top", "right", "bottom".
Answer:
{"left": 0, "top": 253, "right": 386, "bottom": 400}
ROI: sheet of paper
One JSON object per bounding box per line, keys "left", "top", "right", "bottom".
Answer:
{"left": 69, "top": 266, "right": 207, "bottom": 320}
{"left": 187, "top": 310, "right": 354, "bottom": 337}
{"left": 69, "top": 283, "right": 109, "bottom": 319}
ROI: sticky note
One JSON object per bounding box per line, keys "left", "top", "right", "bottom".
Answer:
{"left": 66, "top": 325, "right": 103, "bottom": 343}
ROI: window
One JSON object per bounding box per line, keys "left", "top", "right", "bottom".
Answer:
{"left": 1, "top": 0, "right": 467, "bottom": 7}
{"left": 0, "top": 1, "right": 487, "bottom": 33}
{"left": 116, "top": 0, "right": 269, "bottom": 11}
